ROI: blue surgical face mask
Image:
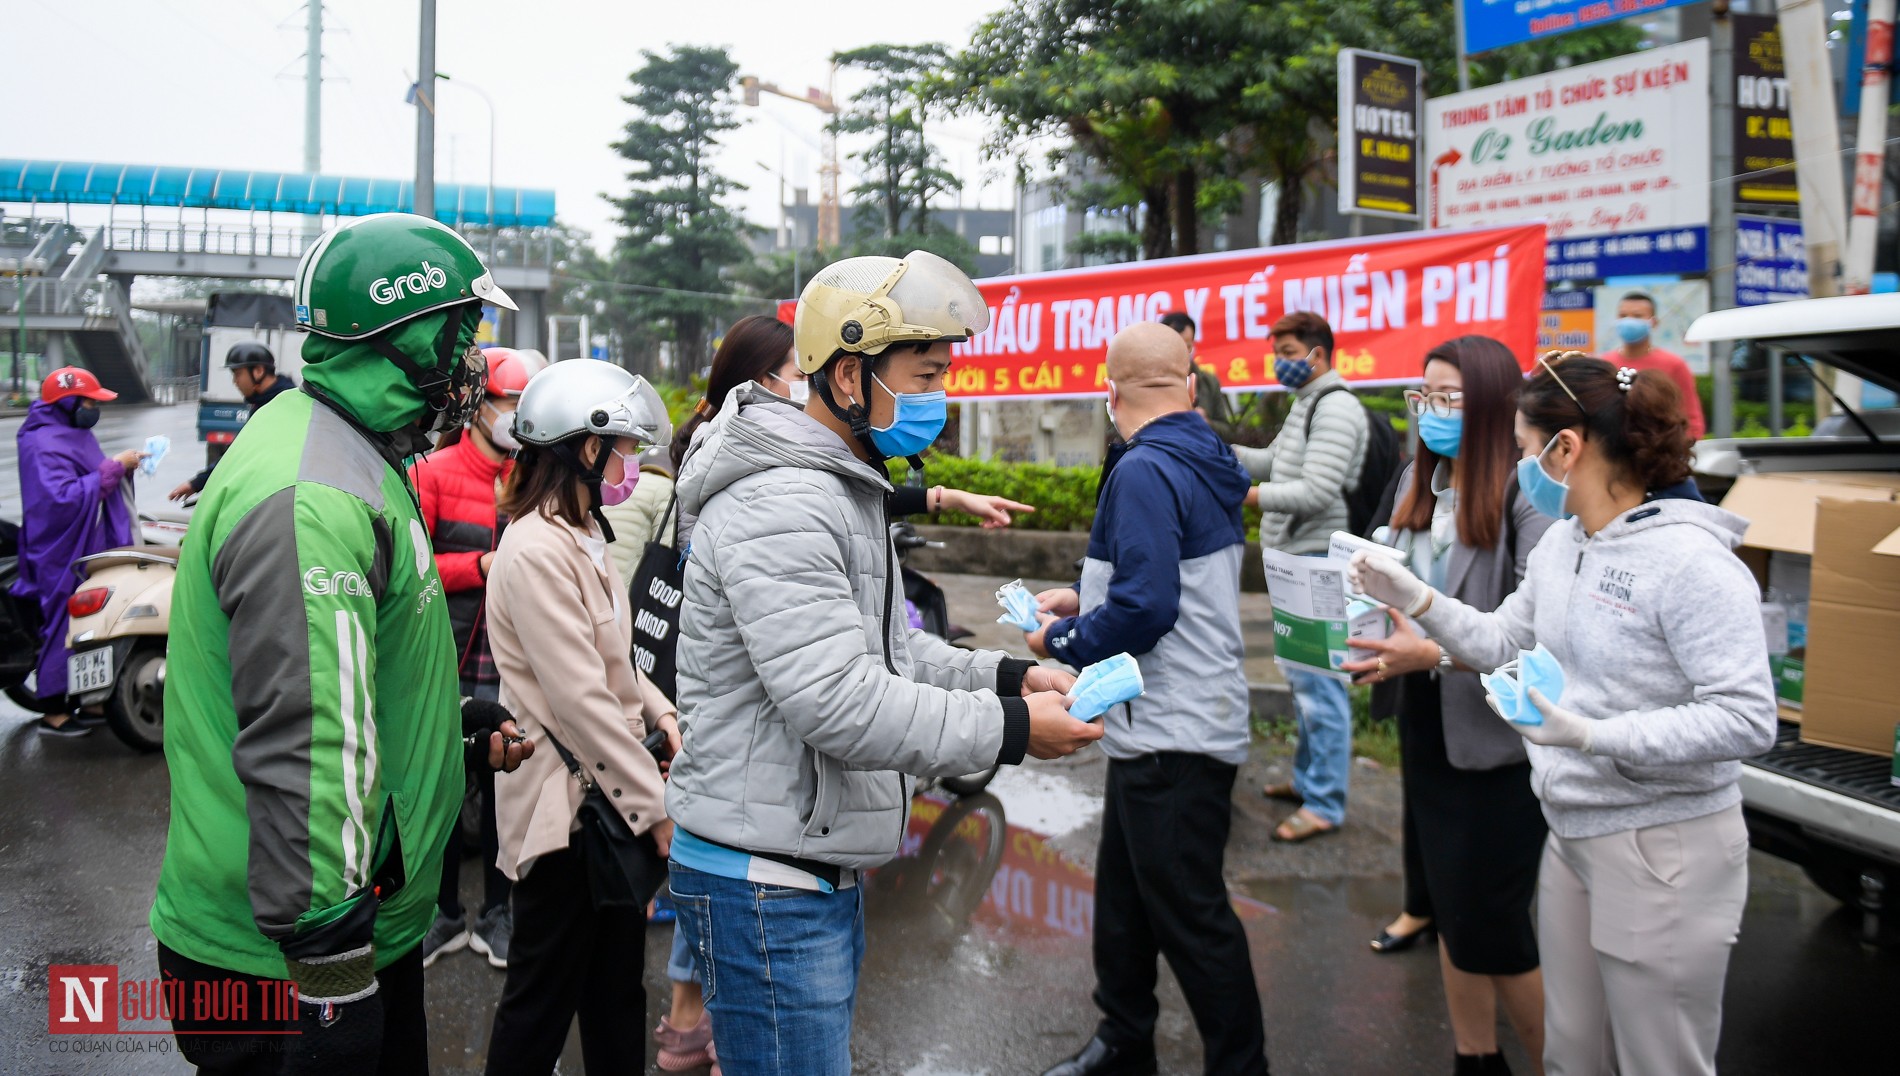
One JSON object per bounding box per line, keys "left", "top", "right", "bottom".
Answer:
{"left": 1614, "top": 317, "right": 1652, "bottom": 345}
{"left": 1481, "top": 644, "right": 1567, "bottom": 725}
{"left": 1516, "top": 433, "right": 1573, "bottom": 520}
{"left": 1417, "top": 410, "right": 1463, "bottom": 458}
{"left": 868, "top": 371, "right": 948, "bottom": 458}
{"left": 1274, "top": 350, "right": 1316, "bottom": 390}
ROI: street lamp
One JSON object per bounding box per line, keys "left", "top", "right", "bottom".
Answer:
{"left": 756, "top": 160, "right": 802, "bottom": 296}
{"left": 435, "top": 72, "right": 497, "bottom": 265}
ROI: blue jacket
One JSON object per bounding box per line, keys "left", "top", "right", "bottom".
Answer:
{"left": 1045, "top": 410, "right": 1254, "bottom": 764}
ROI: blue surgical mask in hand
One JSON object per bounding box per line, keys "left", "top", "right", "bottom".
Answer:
{"left": 1068, "top": 652, "right": 1145, "bottom": 720}
{"left": 141, "top": 434, "right": 170, "bottom": 477}
{"left": 1481, "top": 644, "right": 1567, "bottom": 725}
{"left": 995, "top": 579, "right": 1042, "bottom": 631}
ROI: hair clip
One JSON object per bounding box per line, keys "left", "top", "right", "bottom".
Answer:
{"left": 1616, "top": 367, "right": 1637, "bottom": 392}
{"left": 693, "top": 398, "right": 712, "bottom": 416}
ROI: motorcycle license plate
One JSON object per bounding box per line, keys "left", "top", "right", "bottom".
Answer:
{"left": 68, "top": 648, "right": 113, "bottom": 694}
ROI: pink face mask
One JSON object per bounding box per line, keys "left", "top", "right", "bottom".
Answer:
{"left": 600, "top": 450, "right": 641, "bottom": 506}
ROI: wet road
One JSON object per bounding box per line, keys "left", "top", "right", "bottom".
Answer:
{"left": 2, "top": 404, "right": 1896, "bottom": 1074}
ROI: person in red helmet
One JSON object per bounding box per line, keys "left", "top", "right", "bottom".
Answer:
{"left": 13, "top": 367, "right": 144, "bottom": 735}
{"left": 409, "top": 346, "right": 536, "bottom": 969}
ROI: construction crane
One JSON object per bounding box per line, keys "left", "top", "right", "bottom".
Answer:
{"left": 740, "top": 67, "right": 841, "bottom": 249}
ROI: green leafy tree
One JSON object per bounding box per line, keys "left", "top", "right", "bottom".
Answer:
{"left": 945, "top": 0, "right": 1641, "bottom": 253}
{"left": 832, "top": 44, "right": 963, "bottom": 240}
{"left": 608, "top": 45, "right": 755, "bottom": 372}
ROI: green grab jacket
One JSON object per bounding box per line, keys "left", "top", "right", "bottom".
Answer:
{"left": 151, "top": 316, "right": 463, "bottom": 977}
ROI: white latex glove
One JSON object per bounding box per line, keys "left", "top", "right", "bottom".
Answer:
{"left": 1347, "top": 550, "right": 1433, "bottom": 617}
{"left": 1486, "top": 687, "right": 1594, "bottom": 751}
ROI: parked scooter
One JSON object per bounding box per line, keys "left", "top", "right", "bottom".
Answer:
{"left": 62, "top": 505, "right": 189, "bottom": 753}
{"left": 0, "top": 522, "right": 66, "bottom": 715}
{"left": 892, "top": 520, "right": 996, "bottom": 796}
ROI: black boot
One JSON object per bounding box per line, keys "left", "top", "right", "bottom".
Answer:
{"left": 1042, "top": 1035, "right": 1159, "bottom": 1076}
{"left": 1453, "top": 1053, "right": 1513, "bottom": 1076}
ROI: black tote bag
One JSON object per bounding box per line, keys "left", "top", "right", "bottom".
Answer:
{"left": 629, "top": 491, "right": 684, "bottom": 700}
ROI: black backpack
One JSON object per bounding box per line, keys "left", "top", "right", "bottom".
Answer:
{"left": 1304, "top": 385, "right": 1405, "bottom": 538}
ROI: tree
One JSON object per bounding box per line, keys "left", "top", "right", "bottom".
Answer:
{"left": 944, "top": 0, "right": 1642, "bottom": 254}
{"left": 832, "top": 44, "right": 963, "bottom": 240}
{"left": 608, "top": 45, "right": 755, "bottom": 373}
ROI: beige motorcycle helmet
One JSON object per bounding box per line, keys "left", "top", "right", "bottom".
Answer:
{"left": 793, "top": 249, "right": 989, "bottom": 460}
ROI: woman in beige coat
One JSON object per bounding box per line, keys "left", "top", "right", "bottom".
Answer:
{"left": 481, "top": 360, "right": 676, "bottom": 1075}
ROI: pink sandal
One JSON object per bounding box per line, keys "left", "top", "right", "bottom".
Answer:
{"left": 655, "top": 1013, "right": 716, "bottom": 1072}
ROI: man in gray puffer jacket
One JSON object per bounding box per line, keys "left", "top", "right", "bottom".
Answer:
{"left": 665, "top": 251, "right": 1101, "bottom": 1076}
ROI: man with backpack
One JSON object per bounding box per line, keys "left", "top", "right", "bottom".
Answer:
{"left": 1234, "top": 311, "right": 1396, "bottom": 842}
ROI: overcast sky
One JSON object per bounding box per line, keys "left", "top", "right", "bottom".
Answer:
{"left": 6, "top": 0, "right": 1018, "bottom": 250}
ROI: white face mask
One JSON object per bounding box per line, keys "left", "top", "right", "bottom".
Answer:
{"left": 482, "top": 403, "right": 521, "bottom": 452}
{"left": 768, "top": 371, "right": 809, "bottom": 407}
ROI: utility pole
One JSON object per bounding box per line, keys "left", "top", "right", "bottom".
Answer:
{"left": 1709, "top": 4, "right": 1738, "bottom": 437}
{"left": 1844, "top": 0, "right": 1895, "bottom": 295}
{"left": 304, "top": 3, "right": 322, "bottom": 174}
{"left": 414, "top": 0, "right": 437, "bottom": 221}
{"left": 1778, "top": 0, "right": 1846, "bottom": 300}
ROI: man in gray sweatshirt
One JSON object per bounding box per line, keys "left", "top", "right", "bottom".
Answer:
{"left": 1235, "top": 311, "right": 1368, "bottom": 841}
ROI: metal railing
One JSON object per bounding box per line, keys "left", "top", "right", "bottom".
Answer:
{"left": 4, "top": 213, "right": 557, "bottom": 270}
{"left": 0, "top": 278, "right": 116, "bottom": 318}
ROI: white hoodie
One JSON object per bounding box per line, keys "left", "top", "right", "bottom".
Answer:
{"left": 1419, "top": 498, "right": 1779, "bottom": 839}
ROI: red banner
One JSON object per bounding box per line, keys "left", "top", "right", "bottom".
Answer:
{"left": 779, "top": 223, "right": 1546, "bottom": 399}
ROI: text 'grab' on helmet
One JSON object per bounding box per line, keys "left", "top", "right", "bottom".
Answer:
{"left": 292, "top": 213, "right": 517, "bottom": 432}
{"left": 792, "top": 249, "right": 990, "bottom": 374}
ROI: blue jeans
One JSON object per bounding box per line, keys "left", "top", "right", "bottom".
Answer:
{"left": 668, "top": 861, "right": 866, "bottom": 1075}
{"left": 667, "top": 921, "right": 697, "bottom": 984}
{"left": 1286, "top": 665, "right": 1351, "bottom": 825}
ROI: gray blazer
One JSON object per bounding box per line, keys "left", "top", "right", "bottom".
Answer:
{"left": 1388, "top": 462, "right": 1554, "bottom": 770}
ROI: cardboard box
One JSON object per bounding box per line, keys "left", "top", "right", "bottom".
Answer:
{"left": 1800, "top": 496, "right": 1900, "bottom": 755}
{"left": 1719, "top": 472, "right": 1900, "bottom": 754}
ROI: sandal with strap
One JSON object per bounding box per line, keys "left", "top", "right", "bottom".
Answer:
{"left": 1260, "top": 781, "right": 1302, "bottom": 803}
{"left": 1273, "top": 810, "right": 1339, "bottom": 843}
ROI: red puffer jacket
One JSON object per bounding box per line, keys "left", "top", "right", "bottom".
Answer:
{"left": 409, "top": 436, "right": 508, "bottom": 691}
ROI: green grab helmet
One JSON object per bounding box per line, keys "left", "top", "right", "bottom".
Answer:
{"left": 293, "top": 213, "right": 516, "bottom": 341}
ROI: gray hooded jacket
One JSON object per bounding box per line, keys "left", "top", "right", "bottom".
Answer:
{"left": 1419, "top": 498, "right": 1778, "bottom": 839}
{"left": 664, "top": 383, "right": 1031, "bottom": 870}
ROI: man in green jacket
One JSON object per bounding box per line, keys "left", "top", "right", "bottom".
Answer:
{"left": 152, "top": 213, "right": 531, "bottom": 1073}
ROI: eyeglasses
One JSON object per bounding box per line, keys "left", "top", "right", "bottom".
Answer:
{"left": 1536, "top": 350, "right": 1590, "bottom": 417}
{"left": 1403, "top": 389, "right": 1465, "bottom": 418}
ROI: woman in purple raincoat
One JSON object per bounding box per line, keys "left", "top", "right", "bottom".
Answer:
{"left": 14, "top": 367, "right": 139, "bottom": 736}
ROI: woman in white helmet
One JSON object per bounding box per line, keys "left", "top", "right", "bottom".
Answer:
{"left": 480, "top": 360, "right": 679, "bottom": 1074}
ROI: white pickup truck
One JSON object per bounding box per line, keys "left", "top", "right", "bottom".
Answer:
{"left": 1686, "top": 294, "right": 1900, "bottom": 942}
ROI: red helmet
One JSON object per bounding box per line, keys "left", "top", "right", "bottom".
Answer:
{"left": 41, "top": 366, "right": 118, "bottom": 404}
{"left": 481, "top": 348, "right": 533, "bottom": 398}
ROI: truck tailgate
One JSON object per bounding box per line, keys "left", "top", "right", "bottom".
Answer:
{"left": 1743, "top": 721, "right": 1900, "bottom": 861}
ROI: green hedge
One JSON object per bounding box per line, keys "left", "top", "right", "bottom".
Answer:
{"left": 888, "top": 455, "right": 1101, "bottom": 532}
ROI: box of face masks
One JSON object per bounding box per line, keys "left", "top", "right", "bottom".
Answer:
{"left": 1721, "top": 472, "right": 1900, "bottom": 750}
{"left": 1260, "top": 547, "right": 1391, "bottom": 679}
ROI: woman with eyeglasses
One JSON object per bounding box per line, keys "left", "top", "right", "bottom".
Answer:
{"left": 1348, "top": 352, "right": 1776, "bottom": 1076}
{"left": 1344, "top": 337, "right": 1554, "bottom": 1076}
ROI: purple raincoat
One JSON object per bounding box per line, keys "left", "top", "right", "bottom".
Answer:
{"left": 12, "top": 398, "right": 134, "bottom": 699}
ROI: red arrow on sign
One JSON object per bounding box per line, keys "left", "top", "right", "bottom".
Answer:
{"left": 1429, "top": 148, "right": 1464, "bottom": 229}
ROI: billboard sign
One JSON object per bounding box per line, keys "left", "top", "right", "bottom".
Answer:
{"left": 1736, "top": 215, "right": 1809, "bottom": 306}
{"left": 1425, "top": 39, "right": 1711, "bottom": 282}
{"left": 1461, "top": 0, "right": 1701, "bottom": 55}
{"left": 1734, "top": 14, "right": 1798, "bottom": 205}
{"left": 1338, "top": 49, "right": 1424, "bottom": 220}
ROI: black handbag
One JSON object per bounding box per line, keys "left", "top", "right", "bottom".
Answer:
{"left": 628, "top": 491, "right": 684, "bottom": 700}
{"left": 540, "top": 728, "right": 667, "bottom": 909}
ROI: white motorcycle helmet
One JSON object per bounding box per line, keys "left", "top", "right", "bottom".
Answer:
{"left": 513, "top": 360, "right": 670, "bottom": 539}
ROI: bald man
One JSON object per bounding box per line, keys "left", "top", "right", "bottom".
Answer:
{"left": 1029, "top": 323, "right": 1267, "bottom": 1076}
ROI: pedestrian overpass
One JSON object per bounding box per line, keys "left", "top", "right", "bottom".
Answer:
{"left": 1, "top": 158, "right": 558, "bottom": 402}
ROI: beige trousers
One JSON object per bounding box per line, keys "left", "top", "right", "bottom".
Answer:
{"left": 1538, "top": 803, "right": 1750, "bottom": 1076}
